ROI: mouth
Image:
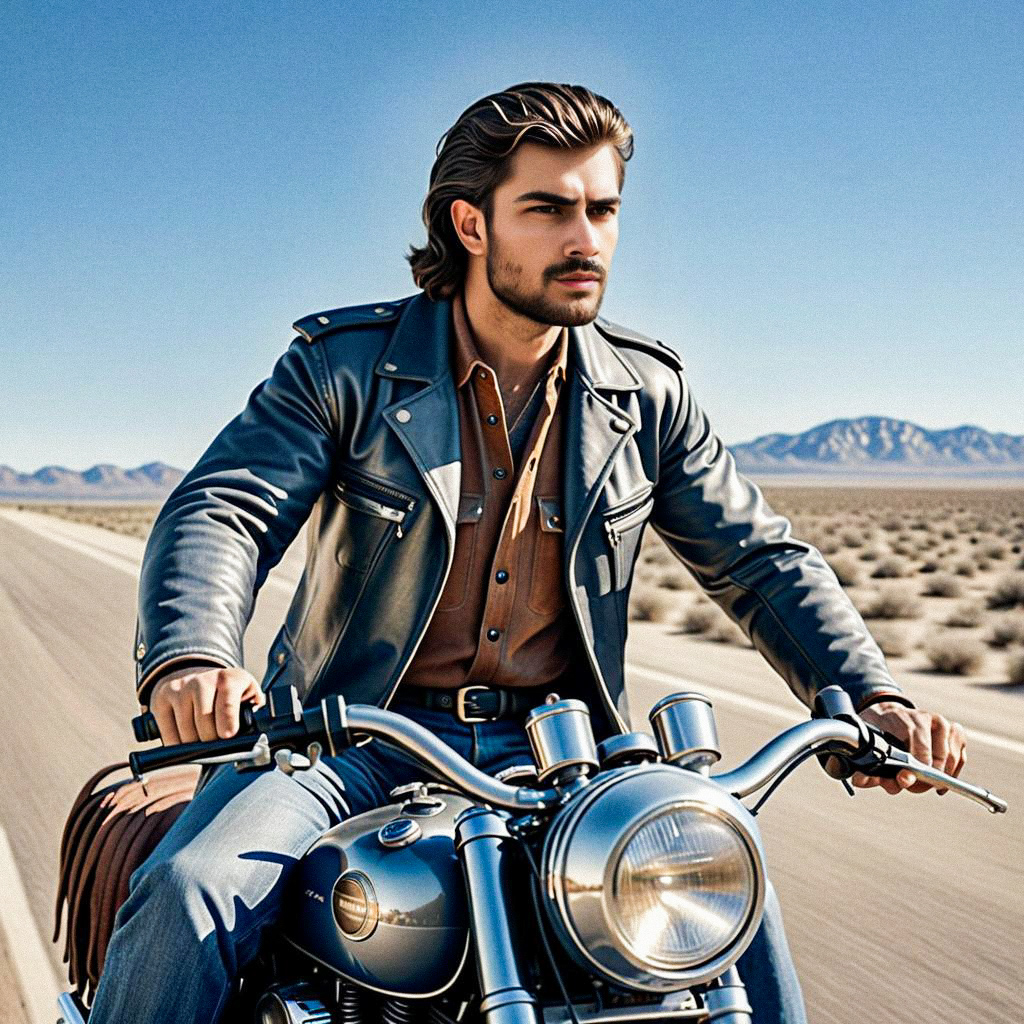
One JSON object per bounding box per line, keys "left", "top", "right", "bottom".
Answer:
{"left": 555, "top": 274, "right": 601, "bottom": 291}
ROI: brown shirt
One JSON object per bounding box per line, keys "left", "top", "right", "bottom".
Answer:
{"left": 400, "top": 289, "right": 579, "bottom": 690}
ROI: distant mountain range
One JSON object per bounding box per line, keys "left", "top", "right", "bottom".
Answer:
{"left": 0, "top": 462, "right": 184, "bottom": 500}
{"left": 2, "top": 417, "right": 1022, "bottom": 499}
{"left": 731, "top": 417, "right": 1024, "bottom": 475}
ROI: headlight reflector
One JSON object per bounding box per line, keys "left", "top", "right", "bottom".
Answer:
{"left": 610, "top": 807, "right": 756, "bottom": 969}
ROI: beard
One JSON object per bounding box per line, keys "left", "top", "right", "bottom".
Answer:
{"left": 485, "top": 235, "right": 606, "bottom": 328}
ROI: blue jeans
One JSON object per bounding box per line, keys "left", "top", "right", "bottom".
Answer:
{"left": 88, "top": 699, "right": 805, "bottom": 1023}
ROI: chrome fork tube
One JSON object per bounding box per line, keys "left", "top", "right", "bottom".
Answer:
{"left": 700, "top": 966, "right": 753, "bottom": 1023}
{"left": 455, "top": 807, "right": 540, "bottom": 1024}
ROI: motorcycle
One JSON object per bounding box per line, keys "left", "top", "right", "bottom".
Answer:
{"left": 55, "top": 683, "right": 1007, "bottom": 1024}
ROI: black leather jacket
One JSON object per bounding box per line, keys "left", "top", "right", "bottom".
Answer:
{"left": 133, "top": 290, "right": 906, "bottom": 731}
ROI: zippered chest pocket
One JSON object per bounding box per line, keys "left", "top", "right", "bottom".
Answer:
{"left": 603, "top": 488, "right": 654, "bottom": 592}
{"left": 333, "top": 469, "right": 418, "bottom": 573}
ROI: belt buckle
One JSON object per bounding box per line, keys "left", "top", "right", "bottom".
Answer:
{"left": 456, "top": 685, "right": 491, "bottom": 724}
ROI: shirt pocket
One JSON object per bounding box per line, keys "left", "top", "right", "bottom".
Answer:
{"left": 436, "top": 493, "right": 485, "bottom": 611}
{"left": 333, "top": 469, "right": 418, "bottom": 574}
{"left": 602, "top": 487, "right": 655, "bottom": 592}
{"left": 527, "top": 496, "right": 565, "bottom": 616}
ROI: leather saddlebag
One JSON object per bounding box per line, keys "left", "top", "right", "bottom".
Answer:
{"left": 52, "top": 761, "right": 200, "bottom": 1003}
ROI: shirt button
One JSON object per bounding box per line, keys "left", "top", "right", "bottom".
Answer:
{"left": 486, "top": 628, "right": 500, "bottom": 642}
{"left": 493, "top": 468, "right": 507, "bottom": 480}
{"left": 486, "top": 414, "right": 498, "bottom": 425}
{"left": 478, "top": 370, "right": 488, "bottom": 380}
{"left": 495, "top": 569, "right": 509, "bottom": 583}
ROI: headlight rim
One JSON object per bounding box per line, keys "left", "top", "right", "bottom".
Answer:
{"left": 542, "top": 763, "right": 767, "bottom": 992}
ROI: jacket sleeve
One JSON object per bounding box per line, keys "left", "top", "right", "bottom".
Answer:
{"left": 649, "top": 366, "right": 911, "bottom": 713}
{"left": 134, "top": 337, "right": 337, "bottom": 706}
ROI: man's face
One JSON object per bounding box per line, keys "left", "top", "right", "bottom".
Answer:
{"left": 481, "top": 141, "right": 621, "bottom": 327}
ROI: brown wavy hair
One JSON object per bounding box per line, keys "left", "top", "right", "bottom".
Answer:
{"left": 406, "top": 82, "right": 634, "bottom": 300}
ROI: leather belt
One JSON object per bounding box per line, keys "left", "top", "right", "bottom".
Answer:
{"left": 394, "top": 683, "right": 553, "bottom": 723}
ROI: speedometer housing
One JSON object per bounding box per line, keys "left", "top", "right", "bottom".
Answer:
{"left": 541, "top": 763, "right": 766, "bottom": 992}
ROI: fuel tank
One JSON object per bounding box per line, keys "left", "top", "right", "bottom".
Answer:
{"left": 281, "top": 786, "right": 474, "bottom": 997}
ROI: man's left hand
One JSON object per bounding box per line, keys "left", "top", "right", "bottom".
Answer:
{"left": 853, "top": 702, "right": 967, "bottom": 795}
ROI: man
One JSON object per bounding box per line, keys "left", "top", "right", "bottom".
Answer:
{"left": 89, "top": 82, "right": 966, "bottom": 1024}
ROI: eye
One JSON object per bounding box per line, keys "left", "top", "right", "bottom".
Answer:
{"left": 530, "top": 205, "right": 560, "bottom": 214}
{"left": 591, "top": 204, "right": 618, "bottom": 216}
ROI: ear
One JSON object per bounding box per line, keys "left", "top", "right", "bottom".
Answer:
{"left": 450, "top": 199, "right": 487, "bottom": 257}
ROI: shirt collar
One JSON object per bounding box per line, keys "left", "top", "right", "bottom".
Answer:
{"left": 451, "top": 289, "right": 568, "bottom": 390}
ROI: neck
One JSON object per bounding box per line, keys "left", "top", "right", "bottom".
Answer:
{"left": 461, "top": 273, "right": 562, "bottom": 387}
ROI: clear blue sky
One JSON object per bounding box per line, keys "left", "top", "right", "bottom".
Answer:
{"left": 2, "top": 0, "right": 1021, "bottom": 471}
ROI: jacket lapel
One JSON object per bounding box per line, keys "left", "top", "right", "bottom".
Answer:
{"left": 376, "top": 294, "right": 461, "bottom": 544}
{"left": 563, "top": 320, "right": 643, "bottom": 559}
{"left": 372, "top": 293, "right": 643, "bottom": 560}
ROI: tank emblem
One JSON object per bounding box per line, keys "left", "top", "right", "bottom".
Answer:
{"left": 332, "top": 870, "right": 379, "bottom": 941}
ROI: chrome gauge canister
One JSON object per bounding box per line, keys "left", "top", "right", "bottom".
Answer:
{"left": 650, "top": 692, "right": 721, "bottom": 770}
{"left": 525, "top": 697, "right": 599, "bottom": 785}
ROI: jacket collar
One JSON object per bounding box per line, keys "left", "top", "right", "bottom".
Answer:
{"left": 375, "top": 291, "right": 642, "bottom": 393}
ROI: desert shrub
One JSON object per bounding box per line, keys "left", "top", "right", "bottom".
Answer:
{"left": 976, "top": 558, "right": 992, "bottom": 573}
{"left": 706, "top": 619, "right": 751, "bottom": 646}
{"left": 840, "top": 529, "right": 865, "bottom": 548}
{"left": 941, "top": 528, "right": 957, "bottom": 540}
{"left": 953, "top": 559, "right": 977, "bottom": 578}
{"left": 641, "top": 545, "right": 673, "bottom": 568}
{"left": 828, "top": 555, "right": 861, "bottom": 587}
{"left": 986, "top": 572, "right": 1024, "bottom": 611}
{"left": 881, "top": 516, "right": 902, "bottom": 532}
{"left": 859, "top": 548, "right": 881, "bottom": 562}
{"left": 628, "top": 585, "right": 678, "bottom": 623}
{"left": 891, "top": 541, "right": 915, "bottom": 557}
{"left": 1008, "top": 651, "right": 1024, "bottom": 685}
{"left": 918, "top": 559, "right": 941, "bottom": 574}
{"left": 678, "top": 604, "right": 717, "bottom": 634}
{"left": 870, "top": 624, "right": 910, "bottom": 658}
{"left": 924, "top": 635, "right": 986, "bottom": 674}
{"left": 858, "top": 587, "right": 923, "bottom": 620}
{"left": 983, "top": 543, "right": 1006, "bottom": 560}
{"left": 944, "top": 600, "right": 984, "bottom": 628}
{"left": 871, "top": 555, "right": 909, "bottom": 579}
{"left": 657, "top": 567, "right": 693, "bottom": 591}
{"left": 986, "top": 616, "right": 1024, "bottom": 649}
{"left": 921, "top": 573, "right": 963, "bottom": 598}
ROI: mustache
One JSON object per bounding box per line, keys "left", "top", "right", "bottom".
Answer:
{"left": 549, "top": 261, "right": 604, "bottom": 280}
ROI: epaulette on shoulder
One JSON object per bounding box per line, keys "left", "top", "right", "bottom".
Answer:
{"left": 593, "top": 316, "right": 685, "bottom": 372}
{"left": 292, "top": 296, "right": 413, "bottom": 344}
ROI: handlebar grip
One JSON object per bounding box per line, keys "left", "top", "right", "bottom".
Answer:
{"left": 131, "top": 703, "right": 258, "bottom": 743}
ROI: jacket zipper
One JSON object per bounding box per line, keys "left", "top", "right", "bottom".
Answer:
{"left": 336, "top": 471, "right": 418, "bottom": 539}
{"left": 604, "top": 492, "right": 654, "bottom": 547}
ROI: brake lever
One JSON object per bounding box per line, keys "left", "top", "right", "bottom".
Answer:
{"left": 879, "top": 745, "right": 1008, "bottom": 814}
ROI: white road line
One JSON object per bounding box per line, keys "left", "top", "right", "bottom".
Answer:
{"left": 627, "top": 663, "right": 1024, "bottom": 757}
{"left": 0, "top": 509, "right": 296, "bottom": 594}
{"left": 0, "top": 826, "right": 62, "bottom": 1024}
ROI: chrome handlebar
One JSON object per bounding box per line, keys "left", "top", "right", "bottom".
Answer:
{"left": 712, "top": 717, "right": 1007, "bottom": 814}
{"left": 129, "top": 689, "right": 1007, "bottom": 815}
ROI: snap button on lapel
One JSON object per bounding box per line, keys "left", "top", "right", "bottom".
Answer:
{"left": 610, "top": 418, "right": 631, "bottom": 433}
{"left": 383, "top": 362, "right": 398, "bottom": 372}
{"left": 317, "top": 316, "right": 330, "bottom": 325}
{"left": 135, "top": 643, "right": 146, "bottom": 660}
{"left": 374, "top": 306, "right": 388, "bottom": 315}
{"left": 395, "top": 409, "right": 412, "bottom": 423}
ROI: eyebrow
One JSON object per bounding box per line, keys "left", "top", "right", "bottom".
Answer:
{"left": 513, "top": 190, "right": 621, "bottom": 207}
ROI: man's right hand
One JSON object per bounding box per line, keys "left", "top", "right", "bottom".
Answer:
{"left": 149, "top": 666, "right": 266, "bottom": 746}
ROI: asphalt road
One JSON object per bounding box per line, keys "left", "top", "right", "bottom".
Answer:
{"left": 0, "top": 507, "right": 1020, "bottom": 1023}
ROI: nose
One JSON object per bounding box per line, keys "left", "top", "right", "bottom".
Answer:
{"left": 564, "top": 209, "right": 602, "bottom": 259}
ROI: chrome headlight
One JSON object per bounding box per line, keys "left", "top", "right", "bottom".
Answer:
{"left": 543, "top": 764, "right": 765, "bottom": 991}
